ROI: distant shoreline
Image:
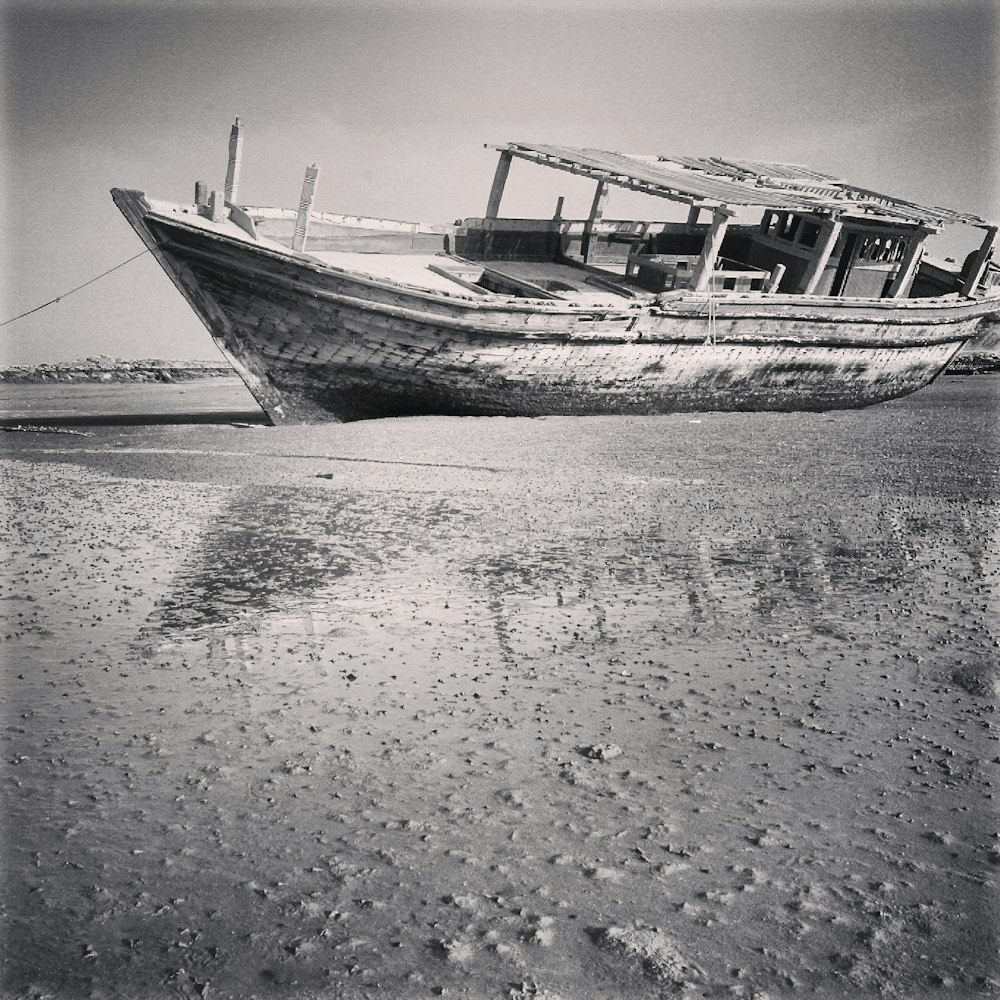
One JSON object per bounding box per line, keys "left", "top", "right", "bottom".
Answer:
{"left": 947, "top": 351, "right": 1000, "bottom": 375}
{"left": 0, "top": 357, "right": 234, "bottom": 384}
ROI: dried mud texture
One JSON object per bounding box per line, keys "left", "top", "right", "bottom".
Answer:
{"left": 2, "top": 375, "right": 999, "bottom": 999}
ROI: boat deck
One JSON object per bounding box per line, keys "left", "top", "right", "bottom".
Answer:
{"left": 306, "top": 251, "right": 642, "bottom": 304}
{"left": 305, "top": 252, "right": 479, "bottom": 295}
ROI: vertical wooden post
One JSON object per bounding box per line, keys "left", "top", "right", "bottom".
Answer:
{"left": 194, "top": 181, "right": 208, "bottom": 206}
{"left": 581, "top": 180, "right": 609, "bottom": 264}
{"left": 209, "top": 189, "right": 226, "bottom": 223}
{"left": 759, "top": 210, "right": 773, "bottom": 234}
{"left": 292, "top": 164, "right": 320, "bottom": 253}
{"left": 691, "top": 206, "right": 734, "bottom": 291}
{"left": 961, "top": 225, "right": 998, "bottom": 296}
{"left": 485, "top": 150, "right": 513, "bottom": 219}
{"left": 686, "top": 204, "right": 702, "bottom": 228}
{"left": 799, "top": 216, "right": 843, "bottom": 295}
{"left": 765, "top": 263, "right": 786, "bottom": 293}
{"left": 225, "top": 117, "right": 243, "bottom": 205}
{"left": 886, "top": 230, "right": 929, "bottom": 298}
{"left": 549, "top": 195, "right": 566, "bottom": 260}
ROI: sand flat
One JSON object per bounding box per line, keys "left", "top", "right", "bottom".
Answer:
{"left": 2, "top": 375, "right": 998, "bottom": 999}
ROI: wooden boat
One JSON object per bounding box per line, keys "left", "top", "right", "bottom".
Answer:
{"left": 112, "top": 121, "right": 1000, "bottom": 424}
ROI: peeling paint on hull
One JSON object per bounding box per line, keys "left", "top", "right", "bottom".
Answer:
{"left": 112, "top": 189, "right": 988, "bottom": 424}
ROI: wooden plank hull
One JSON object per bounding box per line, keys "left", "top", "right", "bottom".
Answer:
{"left": 112, "top": 189, "right": 991, "bottom": 425}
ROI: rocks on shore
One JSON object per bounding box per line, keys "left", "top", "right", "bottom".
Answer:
{"left": 0, "top": 356, "right": 234, "bottom": 384}
{"left": 947, "top": 351, "right": 1000, "bottom": 375}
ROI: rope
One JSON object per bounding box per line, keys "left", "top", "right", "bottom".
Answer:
{"left": 1, "top": 249, "right": 151, "bottom": 328}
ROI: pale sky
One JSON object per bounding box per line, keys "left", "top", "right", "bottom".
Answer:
{"left": 2, "top": 0, "right": 997, "bottom": 365}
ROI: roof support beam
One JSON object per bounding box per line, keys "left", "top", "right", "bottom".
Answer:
{"left": 799, "top": 217, "right": 843, "bottom": 296}
{"left": 886, "top": 231, "right": 929, "bottom": 298}
{"left": 485, "top": 150, "right": 513, "bottom": 219}
{"left": 581, "top": 180, "right": 609, "bottom": 264}
{"left": 691, "top": 206, "right": 734, "bottom": 292}
{"left": 961, "top": 225, "right": 998, "bottom": 297}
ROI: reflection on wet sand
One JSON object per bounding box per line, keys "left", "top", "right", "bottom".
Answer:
{"left": 148, "top": 489, "right": 358, "bottom": 632}
{"left": 150, "top": 481, "right": 997, "bottom": 696}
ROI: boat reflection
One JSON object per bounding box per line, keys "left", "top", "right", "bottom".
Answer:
{"left": 145, "top": 483, "right": 996, "bottom": 662}
{"left": 148, "top": 487, "right": 359, "bottom": 632}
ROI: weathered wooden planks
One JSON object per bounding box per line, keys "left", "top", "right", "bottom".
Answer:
{"left": 145, "top": 220, "right": 978, "bottom": 422}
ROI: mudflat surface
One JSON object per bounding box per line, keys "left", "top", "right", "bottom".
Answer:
{"left": 2, "top": 376, "right": 998, "bottom": 999}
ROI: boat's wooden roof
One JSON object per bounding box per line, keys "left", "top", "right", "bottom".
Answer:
{"left": 495, "top": 143, "right": 989, "bottom": 228}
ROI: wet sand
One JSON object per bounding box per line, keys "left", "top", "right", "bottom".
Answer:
{"left": 2, "top": 375, "right": 998, "bottom": 999}
{"left": 0, "top": 378, "right": 263, "bottom": 426}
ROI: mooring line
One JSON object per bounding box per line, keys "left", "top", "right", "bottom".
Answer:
{"left": 1, "top": 250, "right": 151, "bottom": 328}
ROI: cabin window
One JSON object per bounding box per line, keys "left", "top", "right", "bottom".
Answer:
{"left": 723, "top": 277, "right": 736, "bottom": 290}
{"left": 856, "top": 236, "right": 905, "bottom": 263}
{"left": 778, "top": 214, "right": 800, "bottom": 241}
{"left": 858, "top": 237, "right": 888, "bottom": 261}
{"left": 798, "top": 222, "right": 820, "bottom": 248}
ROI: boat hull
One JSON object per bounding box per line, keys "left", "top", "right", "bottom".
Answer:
{"left": 112, "top": 189, "right": 989, "bottom": 424}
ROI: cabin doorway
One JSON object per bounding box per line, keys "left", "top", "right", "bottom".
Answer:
{"left": 830, "top": 232, "right": 858, "bottom": 296}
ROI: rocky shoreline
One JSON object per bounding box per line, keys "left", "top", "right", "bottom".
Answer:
{"left": 948, "top": 351, "right": 1000, "bottom": 375}
{"left": 0, "top": 356, "right": 234, "bottom": 384}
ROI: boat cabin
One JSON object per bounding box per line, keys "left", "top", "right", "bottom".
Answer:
{"left": 448, "top": 143, "right": 998, "bottom": 303}
{"left": 230, "top": 131, "right": 995, "bottom": 306}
